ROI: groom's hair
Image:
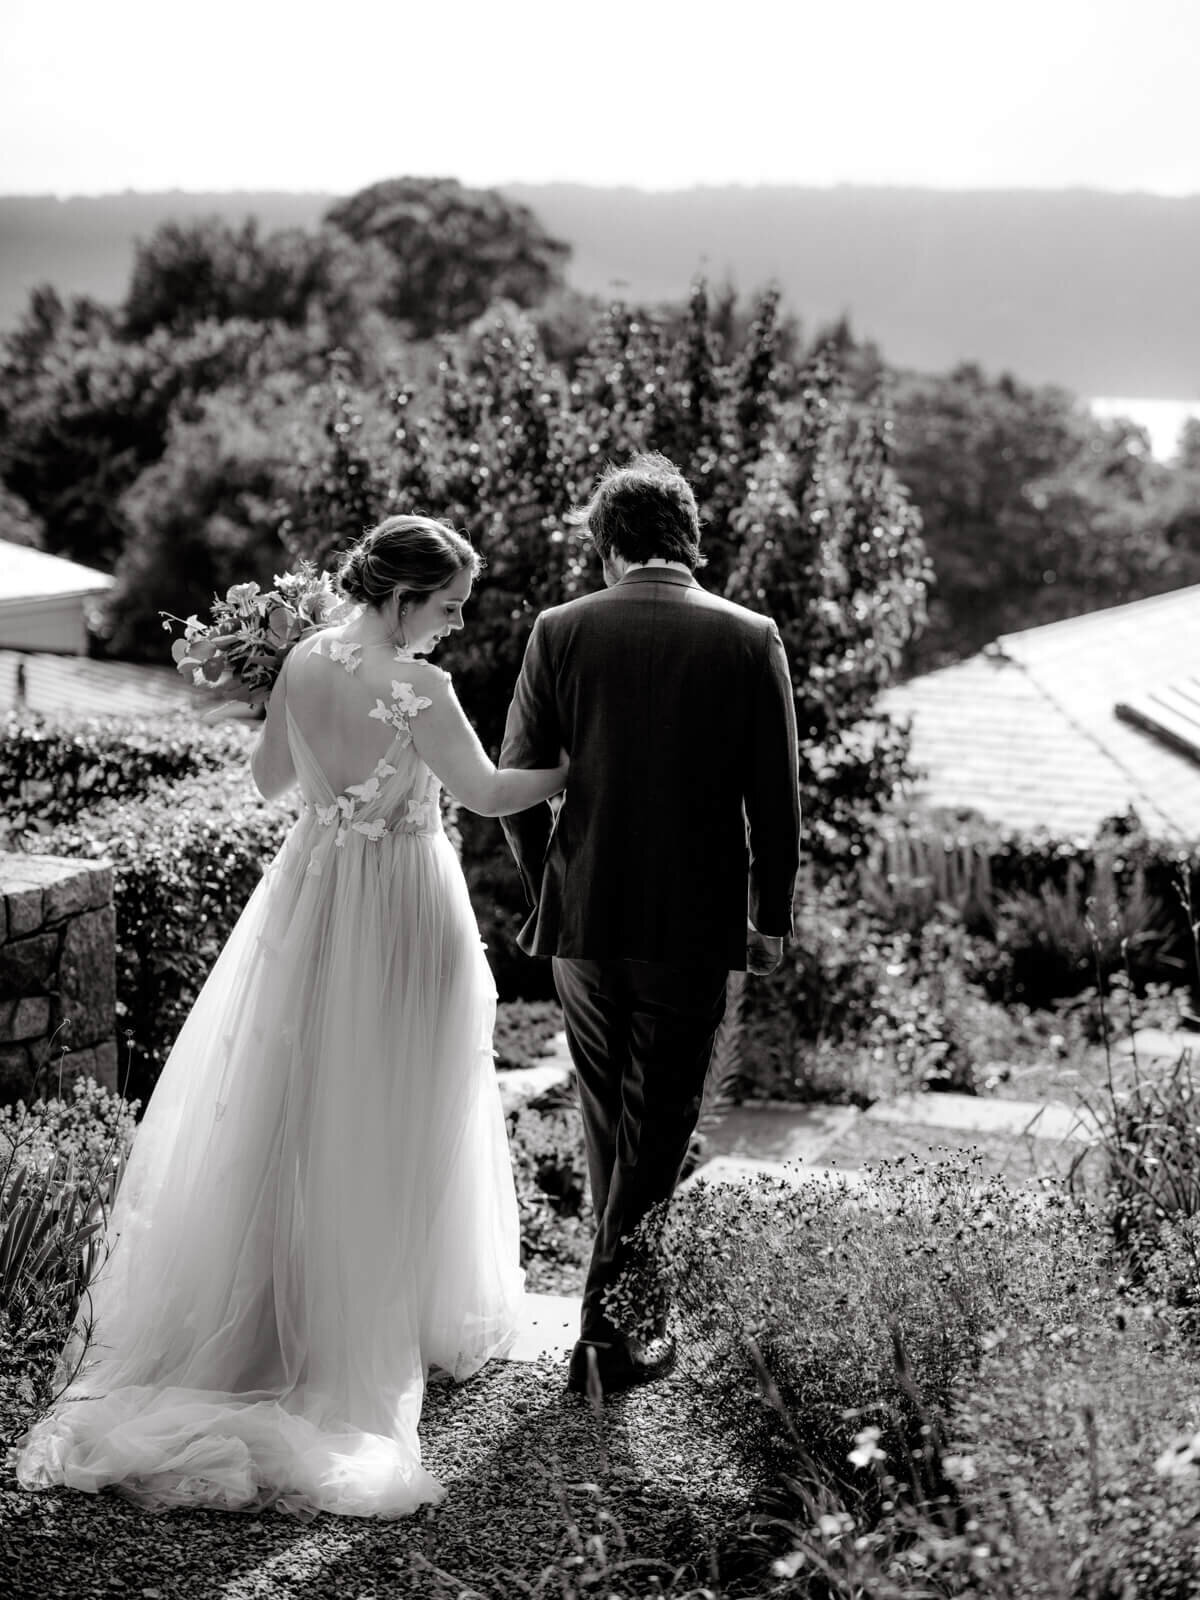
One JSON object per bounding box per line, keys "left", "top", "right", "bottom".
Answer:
{"left": 337, "top": 515, "right": 483, "bottom": 609}
{"left": 577, "top": 454, "right": 704, "bottom": 570}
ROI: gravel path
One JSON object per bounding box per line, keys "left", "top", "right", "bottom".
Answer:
{"left": 1, "top": 1357, "right": 752, "bottom": 1599}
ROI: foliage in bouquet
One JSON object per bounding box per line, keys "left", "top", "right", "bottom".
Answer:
{"left": 162, "top": 560, "right": 344, "bottom": 708}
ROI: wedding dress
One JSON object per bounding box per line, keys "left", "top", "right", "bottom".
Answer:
{"left": 14, "top": 636, "right": 524, "bottom": 1518}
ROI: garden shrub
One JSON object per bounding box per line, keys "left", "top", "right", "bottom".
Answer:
{"left": 0, "top": 709, "right": 251, "bottom": 833}
{"left": 601, "top": 1156, "right": 1200, "bottom": 1598}
{"left": 949, "top": 1311, "right": 1200, "bottom": 1599}
{"left": 876, "top": 809, "right": 1199, "bottom": 1008}
{"left": 492, "top": 999, "right": 562, "bottom": 1071}
{"left": 33, "top": 766, "right": 291, "bottom": 1102}
{"left": 1078, "top": 1043, "right": 1200, "bottom": 1323}
{"left": 737, "top": 885, "right": 1001, "bottom": 1102}
{"left": 607, "top": 1156, "right": 1105, "bottom": 1490}
{"left": 506, "top": 1102, "right": 589, "bottom": 1291}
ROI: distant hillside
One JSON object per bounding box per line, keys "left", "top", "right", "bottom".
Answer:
{"left": 2, "top": 184, "right": 1198, "bottom": 396}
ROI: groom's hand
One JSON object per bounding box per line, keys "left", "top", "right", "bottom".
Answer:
{"left": 746, "top": 928, "right": 784, "bottom": 976}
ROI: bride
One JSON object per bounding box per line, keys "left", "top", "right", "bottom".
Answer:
{"left": 13, "top": 515, "right": 568, "bottom": 1519}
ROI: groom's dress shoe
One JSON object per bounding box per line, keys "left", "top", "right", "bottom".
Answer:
{"left": 567, "top": 1334, "right": 677, "bottom": 1396}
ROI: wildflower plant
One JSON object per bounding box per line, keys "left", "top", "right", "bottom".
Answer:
{"left": 0, "top": 1075, "right": 139, "bottom": 1430}
{"left": 607, "top": 1155, "right": 1102, "bottom": 1486}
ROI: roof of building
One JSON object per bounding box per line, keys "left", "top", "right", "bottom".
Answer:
{"left": 0, "top": 541, "right": 115, "bottom": 604}
{"left": 0, "top": 650, "right": 206, "bottom": 719}
{"left": 879, "top": 584, "right": 1200, "bottom": 841}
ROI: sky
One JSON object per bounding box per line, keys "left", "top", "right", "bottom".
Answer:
{"left": 2, "top": 0, "right": 1198, "bottom": 197}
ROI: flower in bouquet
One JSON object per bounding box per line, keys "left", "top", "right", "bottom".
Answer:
{"left": 161, "top": 562, "right": 348, "bottom": 709}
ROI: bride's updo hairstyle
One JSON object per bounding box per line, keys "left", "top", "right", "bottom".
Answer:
{"left": 336, "top": 515, "right": 482, "bottom": 612}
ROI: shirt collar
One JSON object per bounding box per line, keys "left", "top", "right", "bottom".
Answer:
{"left": 616, "top": 564, "right": 699, "bottom": 590}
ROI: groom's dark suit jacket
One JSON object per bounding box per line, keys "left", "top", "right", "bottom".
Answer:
{"left": 499, "top": 566, "right": 801, "bottom": 971}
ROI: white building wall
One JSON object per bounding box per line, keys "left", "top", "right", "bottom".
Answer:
{"left": 0, "top": 596, "right": 91, "bottom": 654}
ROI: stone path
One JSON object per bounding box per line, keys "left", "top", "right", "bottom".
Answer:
{"left": 864, "top": 1091, "right": 1098, "bottom": 1143}
{"left": 507, "top": 1290, "right": 580, "bottom": 1364}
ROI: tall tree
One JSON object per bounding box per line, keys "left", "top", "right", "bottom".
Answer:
{"left": 324, "top": 177, "right": 570, "bottom": 339}
{"left": 281, "top": 291, "right": 928, "bottom": 859}
{"left": 727, "top": 348, "right": 929, "bottom": 864}
{"left": 888, "top": 364, "right": 1182, "bottom": 667}
{"left": 0, "top": 313, "right": 295, "bottom": 568}
{"left": 104, "top": 374, "right": 317, "bottom": 657}
{"left": 122, "top": 217, "right": 392, "bottom": 350}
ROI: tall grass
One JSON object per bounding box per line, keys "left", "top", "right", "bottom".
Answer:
{"left": 0, "top": 1067, "right": 137, "bottom": 1426}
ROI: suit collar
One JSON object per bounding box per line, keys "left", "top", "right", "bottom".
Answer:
{"left": 615, "top": 566, "right": 700, "bottom": 591}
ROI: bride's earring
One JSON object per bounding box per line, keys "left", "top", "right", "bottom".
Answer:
{"left": 395, "top": 600, "right": 409, "bottom": 650}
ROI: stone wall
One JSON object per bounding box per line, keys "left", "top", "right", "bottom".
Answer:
{"left": 0, "top": 853, "right": 117, "bottom": 1101}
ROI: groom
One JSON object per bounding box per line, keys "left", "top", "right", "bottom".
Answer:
{"left": 500, "top": 453, "right": 801, "bottom": 1394}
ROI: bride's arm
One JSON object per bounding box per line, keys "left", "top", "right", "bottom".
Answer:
{"left": 409, "top": 671, "right": 566, "bottom": 818}
{"left": 250, "top": 665, "right": 297, "bottom": 800}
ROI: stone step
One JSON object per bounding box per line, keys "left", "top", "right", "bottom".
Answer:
{"left": 865, "top": 1092, "right": 1098, "bottom": 1143}
{"left": 496, "top": 1030, "right": 574, "bottom": 1114}
{"left": 503, "top": 1291, "right": 580, "bottom": 1363}
{"left": 695, "top": 1100, "right": 861, "bottom": 1165}
{"left": 497, "top": 1061, "right": 572, "bottom": 1115}
{"left": 1117, "top": 1027, "right": 1196, "bottom": 1063}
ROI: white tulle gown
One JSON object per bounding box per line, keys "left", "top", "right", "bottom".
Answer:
{"left": 14, "top": 637, "right": 524, "bottom": 1518}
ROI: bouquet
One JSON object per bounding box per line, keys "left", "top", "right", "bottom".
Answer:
{"left": 161, "top": 562, "right": 348, "bottom": 710}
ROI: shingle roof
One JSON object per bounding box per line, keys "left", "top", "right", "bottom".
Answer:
{"left": 0, "top": 541, "right": 115, "bottom": 603}
{"left": 0, "top": 650, "right": 203, "bottom": 719}
{"left": 880, "top": 585, "right": 1200, "bottom": 841}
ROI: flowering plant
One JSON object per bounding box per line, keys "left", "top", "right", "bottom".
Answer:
{"left": 161, "top": 563, "right": 347, "bottom": 709}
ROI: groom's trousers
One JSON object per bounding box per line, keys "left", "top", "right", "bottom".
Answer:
{"left": 552, "top": 956, "right": 728, "bottom": 1345}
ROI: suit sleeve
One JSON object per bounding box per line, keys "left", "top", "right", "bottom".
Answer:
{"left": 499, "top": 614, "right": 561, "bottom": 909}
{"left": 746, "top": 620, "right": 801, "bottom": 937}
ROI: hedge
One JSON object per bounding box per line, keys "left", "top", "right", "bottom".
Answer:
{"left": 34, "top": 766, "right": 290, "bottom": 1102}
{"left": 1, "top": 709, "right": 252, "bottom": 832}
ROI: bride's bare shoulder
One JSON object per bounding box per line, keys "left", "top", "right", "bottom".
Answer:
{"left": 364, "top": 653, "right": 453, "bottom": 692}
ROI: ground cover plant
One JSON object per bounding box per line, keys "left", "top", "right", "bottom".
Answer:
{"left": 492, "top": 999, "right": 563, "bottom": 1072}
{"left": 4, "top": 1066, "right": 1200, "bottom": 1595}
{"left": 601, "top": 1154, "right": 1200, "bottom": 1597}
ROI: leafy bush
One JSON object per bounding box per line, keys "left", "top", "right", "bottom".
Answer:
{"left": 948, "top": 1311, "right": 1200, "bottom": 1599}
{"left": 493, "top": 999, "right": 563, "bottom": 1072}
{"left": 601, "top": 1157, "right": 1200, "bottom": 1598}
{"left": 33, "top": 767, "right": 291, "bottom": 1102}
{"left": 990, "top": 854, "right": 1177, "bottom": 1007}
{"left": 506, "top": 1103, "right": 589, "bottom": 1291}
{"left": 738, "top": 886, "right": 1001, "bottom": 1102}
{"left": 1079, "top": 1044, "right": 1200, "bottom": 1313}
{"left": 608, "top": 1158, "right": 1101, "bottom": 1487}
{"left": 0, "top": 709, "right": 250, "bottom": 833}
